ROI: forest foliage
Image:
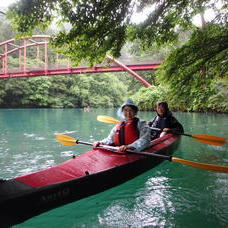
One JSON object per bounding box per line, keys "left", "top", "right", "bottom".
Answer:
{"left": 0, "top": 0, "right": 227, "bottom": 112}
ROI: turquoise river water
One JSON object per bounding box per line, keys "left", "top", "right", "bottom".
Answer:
{"left": 0, "top": 109, "right": 227, "bottom": 228}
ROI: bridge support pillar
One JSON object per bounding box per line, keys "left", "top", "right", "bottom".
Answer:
{"left": 107, "top": 55, "right": 152, "bottom": 87}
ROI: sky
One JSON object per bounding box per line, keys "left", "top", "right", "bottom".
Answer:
{"left": 0, "top": 0, "right": 16, "bottom": 8}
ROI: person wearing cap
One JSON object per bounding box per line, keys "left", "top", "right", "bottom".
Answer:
{"left": 93, "top": 98, "right": 151, "bottom": 153}
{"left": 148, "top": 101, "right": 184, "bottom": 139}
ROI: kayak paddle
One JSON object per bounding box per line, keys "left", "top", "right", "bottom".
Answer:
{"left": 97, "top": 115, "right": 119, "bottom": 124}
{"left": 97, "top": 115, "right": 227, "bottom": 146}
{"left": 55, "top": 134, "right": 228, "bottom": 173}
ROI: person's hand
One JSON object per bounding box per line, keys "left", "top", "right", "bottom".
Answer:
{"left": 160, "top": 128, "right": 172, "bottom": 137}
{"left": 93, "top": 141, "right": 101, "bottom": 148}
{"left": 118, "top": 145, "right": 129, "bottom": 153}
{"left": 162, "top": 128, "right": 171, "bottom": 133}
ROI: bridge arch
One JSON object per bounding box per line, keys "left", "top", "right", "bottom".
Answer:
{"left": 0, "top": 35, "right": 161, "bottom": 86}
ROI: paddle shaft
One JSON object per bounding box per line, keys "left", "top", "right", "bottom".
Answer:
{"left": 56, "top": 134, "right": 228, "bottom": 173}
{"left": 150, "top": 127, "right": 188, "bottom": 135}
{"left": 77, "top": 140, "right": 228, "bottom": 173}
{"left": 150, "top": 127, "right": 225, "bottom": 144}
{"left": 77, "top": 140, "right": 172, "bottom": 161}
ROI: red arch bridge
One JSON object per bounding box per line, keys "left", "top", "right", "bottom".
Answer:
{"left": 0, "top": 35, "right": 161, "bottom": 87}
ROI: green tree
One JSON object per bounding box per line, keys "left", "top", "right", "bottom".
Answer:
{"left": 157, "top": 23, "right": 228, "bottom": 111}
{"left": 4, "top": 0, "right": 228, "bottom": 112}
{"left": 22, "top": 77, "right": 52, "bottom": 107}
{"left": 7, "top": 0, "right": 227, "bottom": 63}
{"left": 0, "top": 78, "right": 29, "bottom": 107}
{"left": 7, "top": 0, "right": 133, "bottom": 66}
{"left": 0, "top": 73, "right": 128, "bottom": 108}
{"left": 0, "top": 13, "right": 15, "bottom": 42}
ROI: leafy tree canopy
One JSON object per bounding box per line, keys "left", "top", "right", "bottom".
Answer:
{"left": 159, "top": 23, "right": 228, "bottom": 95}
{"left": 4, "top": 0, "right": 228, "bottom": 112}
{"left": 7, "top": 0, "right": 227, "bottom": 66}
{"left": 0, "top": 74, "right": 128, "bottom": 108}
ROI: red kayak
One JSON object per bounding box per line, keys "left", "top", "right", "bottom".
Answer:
{"left": 0, "top": 134, "right": 180, "bottom": 226}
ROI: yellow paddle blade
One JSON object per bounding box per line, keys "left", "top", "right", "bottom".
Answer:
{"left": 192, "top": 134, "right": 227, "bottom": 146}
{"left": 97, "top": 115, "right": 119, "bottom": 124}
{"left": 172, "top": 157, "right": 228, "bottom": 173}
{"left": 55, "top": 134, "right": 78, "bottom": 146}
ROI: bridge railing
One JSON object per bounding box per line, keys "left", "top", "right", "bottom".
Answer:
{"left": 0, "top": 35, "right": 161, "bottom": 86}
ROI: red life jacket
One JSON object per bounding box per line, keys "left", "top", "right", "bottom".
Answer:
{"left": 113, "top": 118, "right": 140, "bottom": 146}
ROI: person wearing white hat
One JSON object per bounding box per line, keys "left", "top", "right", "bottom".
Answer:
{"left": 93, "top": 98, "right": 151, "bottom": 153}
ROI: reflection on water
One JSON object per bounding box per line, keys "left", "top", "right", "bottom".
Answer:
{"left": 99, "top": 176, "right": 175, "bottom": 228}
{"left": 0, "top": 109, "right": 227, "bottom": 228}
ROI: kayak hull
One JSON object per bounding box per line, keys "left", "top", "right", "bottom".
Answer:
{"left": 0, "top": 134, "right": 180, "bottom": 226}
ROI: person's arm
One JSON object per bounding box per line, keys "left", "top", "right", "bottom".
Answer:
{"left": 127, "top": 120, "right": 151, "bottom": 152}
{"left": 100, "top": 125, "right": 117, "bottom": 145}
{"left": 147, "top": 116, "right": 156, "bottom": 127}
{"left": 169, "top": 117, "right": 184, "bottom": 134}
{"left": 93, "top": 125, "right": 117, "bottom": 148}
